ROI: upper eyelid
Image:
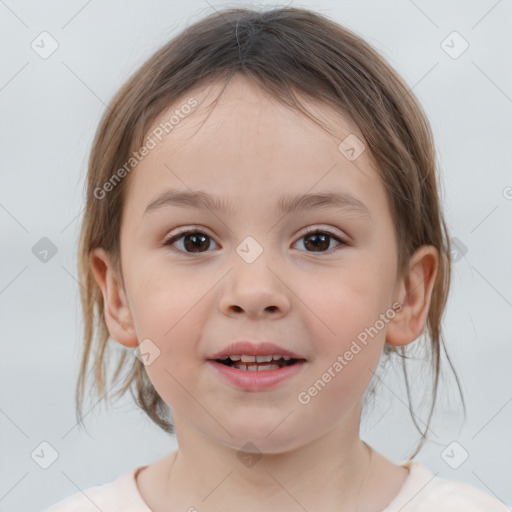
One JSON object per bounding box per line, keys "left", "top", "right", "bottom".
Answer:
{"left": 166, "top": 224, "right": 346, "bottom": 237}
{"left": 301, "top": 226, "right": 346, "bottom": 238}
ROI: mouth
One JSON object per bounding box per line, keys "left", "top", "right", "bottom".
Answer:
{"left": 207, "top": 356, "right": 307, "bottom": 390}
{"left": 213, "top": 355, "right": 302, "bottom": 371}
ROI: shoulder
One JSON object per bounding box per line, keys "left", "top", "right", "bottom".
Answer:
{"left": 41, "top": 466, "right": 151, "bottom": 512}
{"left": 385, "top": 461, "right": 510, "bottom": 512}
{"left": 419, "top": 474, "right": 510, "bottom": 511}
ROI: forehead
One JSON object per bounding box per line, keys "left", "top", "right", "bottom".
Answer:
{"left": 122, "top": 75, "right": 383, "bottom": 220}
{"left": 145, "top": 75, "right": 365, "bottom": 153}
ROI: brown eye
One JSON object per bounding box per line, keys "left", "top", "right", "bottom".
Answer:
{"left": 164, "top": 231, "right": 219, "bottom": 253}
{"left": 164, "top": 227, "right": 347, "bottom": 255}
{"left": 294, "top": 229, "right": 346, "bottom": 253}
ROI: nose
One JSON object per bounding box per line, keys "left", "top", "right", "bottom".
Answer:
{"left": 219, "top": 250, "right": 291, "bottom": 319}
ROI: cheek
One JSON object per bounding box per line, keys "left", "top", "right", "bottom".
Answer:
{"left": 129, "top": 276, "right": 214, "bottom": 411}
{"left": 301, "top": 261, "right": 390, "bottom": 341}
{"left": 128, "top": 260, "right": 204, "bottom": 335}
{"left": 126, "top": 263, "right": 211, "bottom": 376}
{"left": 297, "top": 299, "right": 384, "bottom": 421}
{"left": 296, "top": 262, "right": 390, "bottom": 386}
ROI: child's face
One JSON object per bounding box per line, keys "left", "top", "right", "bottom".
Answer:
{"left": 112, "top": 75, "right": 405, "bottom": 451}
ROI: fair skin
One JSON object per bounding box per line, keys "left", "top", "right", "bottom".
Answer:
{"left": 90, "top": 75, "right": 438, "bottom": 512}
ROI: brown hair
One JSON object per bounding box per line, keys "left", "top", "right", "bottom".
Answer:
{"left": 76, "top": 6, "right": 465, "bottom": 458}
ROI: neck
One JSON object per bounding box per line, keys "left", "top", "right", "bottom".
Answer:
{"left": 163, "top": 415, "right": 373, "bottom": 511}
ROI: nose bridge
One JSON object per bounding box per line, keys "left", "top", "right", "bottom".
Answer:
{"left": 220, "top": 234, "right": 290, "bottom": 317}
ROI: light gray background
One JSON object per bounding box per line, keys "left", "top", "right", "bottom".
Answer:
{"left": 1, "top": 1, "right": 511, "bottom": 511}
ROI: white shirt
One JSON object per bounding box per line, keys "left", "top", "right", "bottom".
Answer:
{"left": 42, "top": 460, "right": 510, "bottom": 511}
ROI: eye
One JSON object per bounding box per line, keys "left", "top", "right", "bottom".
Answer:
{"left": 163, "top": 227, "right": 348, "bottom": 255}
{"left": 293, "top": 228, "right": 347, "bottom": 253}
{"left": 164, "top": 229, "right": 219, "bottom": 254}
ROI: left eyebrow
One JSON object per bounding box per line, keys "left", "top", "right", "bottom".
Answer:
{"left": 144, "top": 189, "right": 372, "bottom": 221}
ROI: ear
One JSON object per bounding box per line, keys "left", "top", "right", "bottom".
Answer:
{"left": 89, "top": 247, "right": 138, "bottom": 348}
{"left": 386, "top": 245, "right": 439, "bottom": 347}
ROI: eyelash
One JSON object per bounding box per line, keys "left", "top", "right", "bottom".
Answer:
{"left": 163, "top": 226, "right": 348, "bottom": 255}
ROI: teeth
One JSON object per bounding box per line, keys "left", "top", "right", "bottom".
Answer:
{"left": 224, "top": 354, "right": 292, "bottom": 362}
{"left": 256, "top": 355, "right": 273, "bottom": 362}
{"left": 233, "top": 364, "right": 281, "bottom": 371}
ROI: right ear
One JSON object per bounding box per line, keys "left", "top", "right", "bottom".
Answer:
{"left": 89, "top": 247, "right": 138, "bottom": 348}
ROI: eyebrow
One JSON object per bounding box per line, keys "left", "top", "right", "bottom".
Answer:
{"left": 144, "top": 189, "right": 371, "bottom": 220}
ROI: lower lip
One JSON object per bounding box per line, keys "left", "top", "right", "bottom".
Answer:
{"left": 207, "top": 360, "right": 306, "bottom": 391}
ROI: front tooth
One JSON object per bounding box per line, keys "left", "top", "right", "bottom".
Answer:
{"left": 255, "top": 355, "right": 273, "bottom": 362}
{"left": 231, "top": 363, "right": 281, "bottom": 371}
{"left": 257, "top": 364, "right": 280, "bottom": 371}
{"left": 241, "top": 355, "right": 256, "bottom": 362}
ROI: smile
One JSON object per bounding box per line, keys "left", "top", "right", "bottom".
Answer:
{"left": 215, "top": 354, "right": 298, "bottom": 371}
{"left": 208, "top": 358, "right": 306, "bottom": 391}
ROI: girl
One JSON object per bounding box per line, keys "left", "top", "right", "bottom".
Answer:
{"left": 44, "top": 6, "right": 508, "bottom": 512}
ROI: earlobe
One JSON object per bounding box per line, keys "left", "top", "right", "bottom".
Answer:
{"left": 89, "top": 247, "right": 139, "bottom": 348}
{"left": 386, "top": 245, "right": 439, "bottom": 347}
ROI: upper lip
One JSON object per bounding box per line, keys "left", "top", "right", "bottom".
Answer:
{"left": 209, "top": 341, "right": 306, "bottom": 360}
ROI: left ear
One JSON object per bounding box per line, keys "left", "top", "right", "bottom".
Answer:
{"left": 386, "top": 245, "right": 439, "bottom": 347}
